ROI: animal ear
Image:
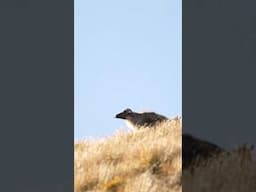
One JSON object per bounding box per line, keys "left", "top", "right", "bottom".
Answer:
{"left": 125, "top": 108, "right": 132, "bottom": 113}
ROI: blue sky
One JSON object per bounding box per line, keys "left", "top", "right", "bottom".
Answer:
{"left": 75, "top": 0, "right": 181, "bottom": 141}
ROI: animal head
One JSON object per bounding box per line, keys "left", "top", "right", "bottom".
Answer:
{"left": 115, "top": 108, "right": 133, "bottom": 119}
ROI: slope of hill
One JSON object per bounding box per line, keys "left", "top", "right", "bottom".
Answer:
{"left": 75, "top": 117, "right": 256, "bottom": 192}
{"left": 74, "top": 118, "right": 182, "bottom": 192}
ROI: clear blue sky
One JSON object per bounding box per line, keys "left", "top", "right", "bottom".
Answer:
{"left": 75, "top": 0, "right": 181, "bottom": 141}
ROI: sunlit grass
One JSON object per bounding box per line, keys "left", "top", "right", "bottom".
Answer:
{"left": 74, "top": 118, "right": 182, "bottom": 192}
{"left": 74, "top": 116, "right": 256, "bottom": 191}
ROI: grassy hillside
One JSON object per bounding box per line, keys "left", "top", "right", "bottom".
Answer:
{"left": 75, "top": 117, "right": 256, "bottom": 192}
{"left": 74, "top": 118, "right": 182, "bottom": 192}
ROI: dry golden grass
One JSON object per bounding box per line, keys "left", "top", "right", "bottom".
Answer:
{"left": 183, "top": 145, "right": 256, "bottom": 192}
{"left": 74, "top": 118, "right": 182, "bottom": 192}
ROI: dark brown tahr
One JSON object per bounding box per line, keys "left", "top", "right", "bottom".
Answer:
{"left": 115, "top": 108, "right": 168, "bottom": 128}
